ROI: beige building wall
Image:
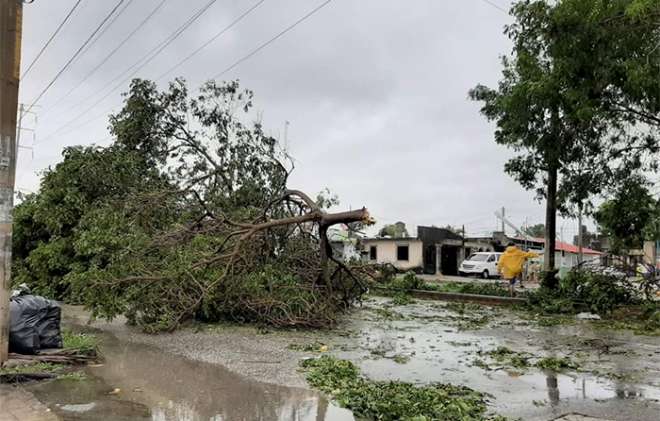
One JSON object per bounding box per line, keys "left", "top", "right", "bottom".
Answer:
{"left": 363, "top": 239, "right": 423, "bottom": 270}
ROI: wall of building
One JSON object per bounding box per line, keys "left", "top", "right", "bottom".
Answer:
{"left": 363, "top": 239, "right": 423, "bottom": 270}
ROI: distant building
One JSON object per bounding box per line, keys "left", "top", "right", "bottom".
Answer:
{"left": 360, "top": 226, "right": 496, "bottom": 275}
{"left": 360, "top": 236, "right": 424, "bottom": 271}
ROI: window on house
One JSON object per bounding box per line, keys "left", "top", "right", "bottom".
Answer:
{"left": 369, "top": 245, "right": 377, "bottom": 261}
{"left": 397, "top": 245, "right": 409, "bottom": 261}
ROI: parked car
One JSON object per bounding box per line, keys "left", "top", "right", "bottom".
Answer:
{"left": 458, "top": 252, "right": 502, "bottom": 279}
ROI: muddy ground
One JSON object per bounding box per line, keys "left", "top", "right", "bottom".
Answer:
{"left": 11, "top": 296, "right": 660, "bottom": 420}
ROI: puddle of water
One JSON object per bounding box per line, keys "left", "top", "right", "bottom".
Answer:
{"left": 330, "top": 297, "right": 660, "bottom": 420}
{"left": 60, "top": 402, "right": 97, "bottom": 413}
{"left": 26, "top": 331, "right": 354, "bottom": 421}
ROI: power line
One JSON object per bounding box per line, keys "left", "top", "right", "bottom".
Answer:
{"left": 24, "top": 0, "right": 127, "bottom": 115}
{"left": 40, "top": 0, "right": 219, "bottom": 143}
{"left": 78, "top": 0, "right": 135, "bottom": 58}
{"left": 156, "top": 0, "right": 267, "bottom": 81}
{"left": 21, "top": 0, "right": 85, "bottom": 79}
{"left": 480, "top": 0, "right": 508, "bottom": 14}
{"left": 213, "top": 0, "right": 333, "bottom": 79}
{"left": 43, "top": 0, "right": 331, "bottom": 143}
{"left": 45, "top": 0, "right": 166, "bottom": 115}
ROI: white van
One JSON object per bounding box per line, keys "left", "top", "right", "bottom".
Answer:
{"left": 458, "top": 252, "right": 502, "bottom": 279}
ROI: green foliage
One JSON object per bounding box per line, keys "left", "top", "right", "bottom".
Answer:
{"left": 595, "top": 177, "right": 660, "bottom": 252}
{"left": 287, "top": 341, "right": 328, "bottom": 352}
{"left": 390, "top": 292, "right": 415, "bottom": 306}
{"left": 62, "top": 330, "right": 98, "bottom": 356}
{"left": 526, "top": 269, "right": 660, "bottom": 335}
{"left": 478, "top": 347, "right": 578, "bottom": 372}
{"left": 535, "top": 357, "right": 578, "bottom": 371}
{"left": 0, "top": 362, "right": 59, "bottom": 375}
{"left": 436, "top": 281, "right": 510, "bottom": 297}
{"left": 470, "top": 0, "right": 660, "bottom": 216}
{"left": 387, "top": 271, "right": 428, "bottom": 291}
{"left": 382, "top": 273, "right": 510, "bottom": 298}
{"left": 378, "top": 221, "right": 409, "bottom": 238}
{"left": 301, "top": 356, "right": 503, "bottom": 421}
{"left": 13, "top": 78, "right": 366, "bottom": 332}
{"left": 481, "top": 346, "right": 530, "bottom": 370}
{"left": 12, "top": 145, "right": 168, "bottom": 301}
{"left": 524, "top": 223, "right": 545, "bottom": 238}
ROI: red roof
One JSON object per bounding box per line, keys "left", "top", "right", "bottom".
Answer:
{"left": 517, "top": 237, "right": 603, "bottom": 255}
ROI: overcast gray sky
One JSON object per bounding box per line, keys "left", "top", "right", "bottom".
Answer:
{"left": 16, "top": 0, "right": 585, "bottom": 241}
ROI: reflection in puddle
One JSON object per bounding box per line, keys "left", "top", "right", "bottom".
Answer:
{"left": 60, "top": 402, "right": 97, "bottom": 413}
{"left": 26, "top": 331, "right": 354, "bottom": 421}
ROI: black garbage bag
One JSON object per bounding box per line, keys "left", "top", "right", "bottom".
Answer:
{"left": 9, "top": 294, "right": 63, "bottom": 354}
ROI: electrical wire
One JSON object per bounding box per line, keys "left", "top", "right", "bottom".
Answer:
{"left": 78, "top": 0, "right": 135, "bottom": 58}
{"left": 44, "top": 0, "right": 167, "bottom": 116}
{"left": 43, "top": 0, "right": 331, "bottom": 143}
{"left": 213, "top": 0, "right": 333, "bottom": 78}
{"left": 21, "top": 0, "right": 84, "bottom": 80}
{"left": 156, "top": 0, "right": 267, "bottom": 81}
{"left": 24, "top": 0, "right": 126, "bottom": 115}
{"left": 480, "top": 0, "right": 508, "bottom": 14}
{"left": 40, "top": 0, "right": 219, "bottom": 143}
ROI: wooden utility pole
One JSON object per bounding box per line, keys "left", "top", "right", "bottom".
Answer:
{"left": 0, "top": 0, "right": 22, "bottom": 365}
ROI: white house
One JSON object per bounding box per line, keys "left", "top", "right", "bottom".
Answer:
{"left": 360, "top": 237, "right": 424, "bottom": 271}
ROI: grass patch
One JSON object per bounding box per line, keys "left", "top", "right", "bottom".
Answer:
{"left": 381, "top": 272, "right": 512, "bottom": 298}
{"left": 434, "top": 282, "right": 511, "bottom": 297}
{"left": 0, "top": 362, "right": 59, "bottom": 375}
{"left": 301, "top": 355, "right": 505, "bottom": 420}
{"left": 57, "top": 371, "right": 87, "bottom": 381}
{"left": 62, "top": 330, "right": 98, "bottom": 355}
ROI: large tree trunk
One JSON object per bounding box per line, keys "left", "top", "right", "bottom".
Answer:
{"left": 543, "top": 166, "right": 558, "bottom": 288}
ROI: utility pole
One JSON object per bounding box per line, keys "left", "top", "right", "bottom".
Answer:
{"left": 0, "top": 0, "right": 22, "bottom": 365}
{"left": 577, "top": 206, "right": 583, "bottom": 265}
{"left": 501, "top": 206, "right": 506, "bottom": 234}
{"left": 16, "top": 103, "right": 36, "bottom": 160}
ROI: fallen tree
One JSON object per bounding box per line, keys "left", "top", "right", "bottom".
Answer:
{"left": 14, "top": 79, "right": 372, "bottom": 331}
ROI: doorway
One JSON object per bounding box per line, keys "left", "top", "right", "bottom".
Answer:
{"left": 440, "top": 245, "right": 459, "bottom": 275}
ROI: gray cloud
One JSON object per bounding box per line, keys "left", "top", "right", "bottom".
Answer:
{"left": 17, "top": 0, "right": 584, "bottom": 237}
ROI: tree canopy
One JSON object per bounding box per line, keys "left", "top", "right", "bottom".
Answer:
{"left": 470, "top": 0, "right": 660, "bottom": 273}
{"left": 13, "top": 79, "right": 370, "bottom": 331}
{"left": 378, "top": 222, "right": 409, "bottom": 238}
{"left": 523, "top": 223, "right": 545, "bottom": 238}
{"left": 595, "top": 177, "right": 660, "bottom": 253}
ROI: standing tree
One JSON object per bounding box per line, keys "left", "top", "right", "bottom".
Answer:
{"left": 524, "top": 223, "right": 545, "bottom": 238}
{"left": 470, "top": 0, "right": 660, "bottom": 285}
{"left": 595, "top": 177, "right": 658, "bottom": 254}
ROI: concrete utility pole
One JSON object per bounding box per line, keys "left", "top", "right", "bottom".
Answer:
{"left": 501, "top": 206, "right": 505, "bottom": 234}
{"left": 0, "top": 0, "right": 22, "bottom": 365}
{"left": 577, "top": 207, "right": 583, "bottom": 265}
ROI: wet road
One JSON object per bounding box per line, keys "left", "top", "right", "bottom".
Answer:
{"left": 19, "top": 298, "right": 660, "bottom": 421}
{"left": 25, "top": 329, "right": 354, "bottom": 421}
{"left": 330, "top": 298, "right": 660, "bottom": 421}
